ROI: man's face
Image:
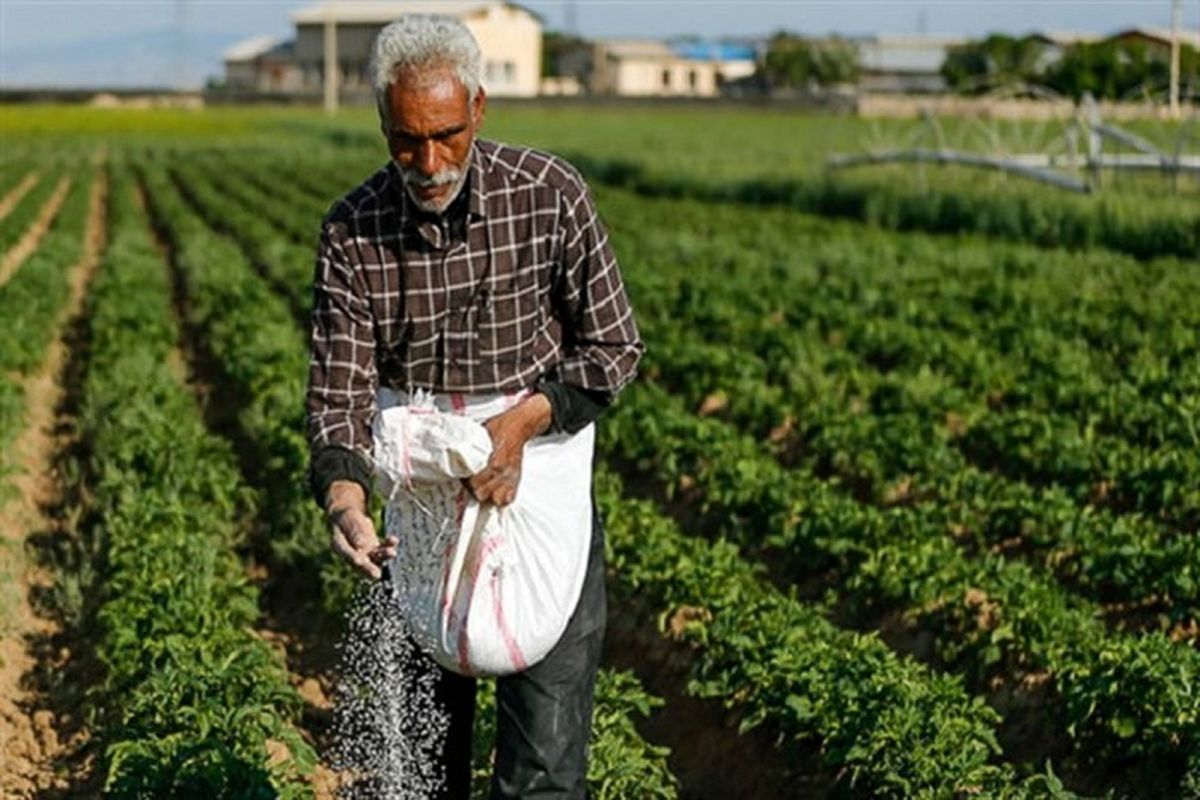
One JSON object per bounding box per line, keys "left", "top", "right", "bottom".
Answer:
{"left": 382, "top": 66, "right": 486, "bottom": 214}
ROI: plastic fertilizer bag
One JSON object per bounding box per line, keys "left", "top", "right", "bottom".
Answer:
{"left": 372, "top": 387, "right": 594, "bottom": 677}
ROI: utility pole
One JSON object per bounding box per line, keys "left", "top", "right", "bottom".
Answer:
{"left": 1168, "top": 0, "right": 1182, "bottom": 119}
{"left": 324, "top": 3, "right": 339, "bottom": 115}
{"left": 174, "top": 0, "right": 188, "bottom": 90}
{"left": 565, "top": 0, "right": 578, "bottom": 36}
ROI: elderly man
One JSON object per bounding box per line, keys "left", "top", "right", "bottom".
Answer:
{"left": 305, "top": 14, "right": 642, "bottom": 799}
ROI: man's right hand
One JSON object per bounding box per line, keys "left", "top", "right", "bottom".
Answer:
{"left": 326, "top": 480, "right": 397, "bottom": 580}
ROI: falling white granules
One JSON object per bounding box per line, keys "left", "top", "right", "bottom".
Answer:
{"left": 329, "top": 578, "right": 451, "bottom": 799}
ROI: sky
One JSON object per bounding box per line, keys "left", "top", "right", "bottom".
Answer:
{"left": 0, "top": 0, "right": 1195, "bottom": 89}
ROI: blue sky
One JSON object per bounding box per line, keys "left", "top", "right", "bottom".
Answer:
{"left": 0, "top": 1, "right": 1193, "bottom": 88}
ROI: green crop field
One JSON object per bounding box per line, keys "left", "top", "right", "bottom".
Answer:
{"left": 0, "top": 102, "right": 1197, "bottom": 799}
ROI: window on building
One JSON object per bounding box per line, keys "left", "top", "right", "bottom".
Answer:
{"left": 661, "top": 69, "right": 671, "bottom": 88}
{"left": 688, "top": 69, "right": 698, "bottom": 90}
{"left": 485, "top": 60, "right": 499, "bottom": 82}
{"left": 503, "top": 61, "right": 516, "bottom": 83}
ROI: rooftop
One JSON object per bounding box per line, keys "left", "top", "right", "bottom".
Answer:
{"left": 223, "top": 35, "right": 281, "bottom": 63}
{"left": 291, "top": 1, "right": 536, "bottom": 25}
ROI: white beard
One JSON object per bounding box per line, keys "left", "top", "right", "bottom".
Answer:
{"left": 397, "top": 150, "right": 472, "bottom": 214}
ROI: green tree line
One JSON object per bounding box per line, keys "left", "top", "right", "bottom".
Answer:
{"left": 942, "top": 34, "right": 1199, "bottom": 100}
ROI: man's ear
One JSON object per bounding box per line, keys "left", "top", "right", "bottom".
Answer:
{"left": 472, "top": 86, "right": 487, "bottom": 129}
{"left": 377, "top": 102, "right": 390, "bottom": 139}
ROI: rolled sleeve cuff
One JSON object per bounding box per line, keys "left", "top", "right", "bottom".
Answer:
{"left": 309, "top": 445, "right": 373, "bottom": 508}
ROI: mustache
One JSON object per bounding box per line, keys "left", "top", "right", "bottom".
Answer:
{"left": 398, "top": 165, "right": 463, "bottom": 188}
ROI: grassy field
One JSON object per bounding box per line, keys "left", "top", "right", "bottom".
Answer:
{"left": 0, "top": 102, "right": 1198, "bottom": 798}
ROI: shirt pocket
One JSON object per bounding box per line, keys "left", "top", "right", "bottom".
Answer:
{"left": 477, "top": 253, "right": 549, "bottom": 363}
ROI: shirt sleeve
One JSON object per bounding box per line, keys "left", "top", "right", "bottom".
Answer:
{"left": 306, "top": 218, "right": 377, "bottom": 504}
{"left": 553, "top": 172, "right": 644, "bottom": 395}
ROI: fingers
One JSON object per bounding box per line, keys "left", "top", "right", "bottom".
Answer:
{"left": 330, "top": 510, "right": 394, "bottom": 580}
{"left": 332, "top": 527, "right": 383, "bottom": 580}
{"left": 467, "top": 466, "right": 519, "bottom": 506}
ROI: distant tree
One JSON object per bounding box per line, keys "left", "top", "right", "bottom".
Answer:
{"left": 542, "top": 31, "right": 591, "bottom": 79}
{"left": 1042, "top": 39, "right": 1199, "bottom": 101}
{"left": 761, "top": 32, "right": 860, "bottom": 88}
{"left": 941, "top": 34, "right": 1048, "bottom": 94}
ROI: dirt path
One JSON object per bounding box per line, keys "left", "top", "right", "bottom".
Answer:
{"left": 0, "top": 177, "right": 73, "bottom": 291}
{"left": 604, "top": 593, "right": 834, "bottom": 799}
{"left": 0, "top": 173, "right": 39, "bottom": 222}
{"left": 0, "top": 159, "right": 106, "bottom": 799}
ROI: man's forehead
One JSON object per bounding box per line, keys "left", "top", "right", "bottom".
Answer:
{"left": 389, "top": 65, "right": 466, "bottom": 103}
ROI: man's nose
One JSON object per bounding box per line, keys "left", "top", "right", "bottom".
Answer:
{"left": 414, "top": 140, "right": 438, "bottom": 176}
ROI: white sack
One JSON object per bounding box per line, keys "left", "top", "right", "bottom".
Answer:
{"left": 372, "top": 388, "right": 594, "bottom": 677}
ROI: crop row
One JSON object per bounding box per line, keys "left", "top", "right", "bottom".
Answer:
{"left": 565, "top": 185, "right": 1198, "bottom": 610}
{"left": 594, "top": 467, "right": 1071, "bottom": 798}
{"left": 642, "top": 314, "right": 1199, "bottom": 618}
{"left": 587, "top": 187, "right": 1198, "bottom": 541}
{"left": 0, "top": 167, "right": 35, "bottom": 210}
{"left": 0, "top": 170, "right": 89, "bottom": 373}
{"left": 76, "top": 164, "right": 314, "bottom": 797}
{"left": 601, "top": 379, "right": 1200, "bottom": 793}
{"left": 562, "top": 151, "right": 1200, "bottom": 261}
{"left": 174, "top": 157, "right": 315, "bottom": 323}
{"left": 0, "top": 165, "right": 92, "bottom": 480}
{"left": 141, "top": 159, "right": 680, "bottom": 796}
{"left": 0, "top": 166, "right": 68, "bottom": 256}
{"left": 592, "top": 186, "right": 1199, "bottom": 457}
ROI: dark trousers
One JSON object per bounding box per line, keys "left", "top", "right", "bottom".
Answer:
{"left": 429, "top": 509, "right": 607, "bottom": 799}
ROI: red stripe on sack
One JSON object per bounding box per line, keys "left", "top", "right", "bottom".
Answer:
{"left": 400, "top": 415, "right": 414, "bottom": 489}
{"left": 490, "top": 556, "right": 527, "bottom": 672}
{"left": 450, "top": 393, "right": 466, "bottom": 414}
{"left": 454, "top": 531, "right": 498, "bottom": 675}
{"left": 452, "top": 534, "right": 518, "bottom": 673}
{"left": 439, "top": 535, "right": 456, "bottom": 617}
{"left": 454, "top": 487, "right": 468, "bottom": 527}
{"left": 457, "top": 619, "right": 472, "bottom": 674}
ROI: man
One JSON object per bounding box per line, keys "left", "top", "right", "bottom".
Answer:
{"left": 305, "top": 14, "right": 642, "bottom": 799}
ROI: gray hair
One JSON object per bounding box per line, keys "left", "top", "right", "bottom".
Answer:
{"left": 370, "top": 14, "right": 483, "bottom": 115}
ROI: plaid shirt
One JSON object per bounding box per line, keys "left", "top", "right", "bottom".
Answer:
{"left": 306, "top": 138, "right": 643, "bottom": 460}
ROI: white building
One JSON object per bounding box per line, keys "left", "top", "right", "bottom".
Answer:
{"left": 223, "top": 1, "right": 542, "bottom": 99}
{"left": 588, "top": 40, "right": 756, "bottom": 97}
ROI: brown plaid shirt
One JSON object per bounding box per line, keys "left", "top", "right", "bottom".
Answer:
{"left": 306, "top": 138, "right": 643, "bottom": 458}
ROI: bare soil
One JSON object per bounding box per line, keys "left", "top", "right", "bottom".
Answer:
{"left": 0, "top": 162, "right": 106, "bottom": 799}
{"left": 604, "top": 589, "right": 840, "bottom": 799}
{"left": 255, "top": 573, "right": 342, "bottom": 799}
{"left": 0, "top": 177, "right": 72, "bottom": 290}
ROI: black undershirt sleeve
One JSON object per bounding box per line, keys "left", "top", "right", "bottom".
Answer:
{"left": 536, "top": 380, "right": 612, "bottom": 435}
{"left": 309, "top": 444, "right": 373, "bottom": 509}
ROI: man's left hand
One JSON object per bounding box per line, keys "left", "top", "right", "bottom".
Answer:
{"left": 467, "top": 393, "right": 552, "bottom": 506}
